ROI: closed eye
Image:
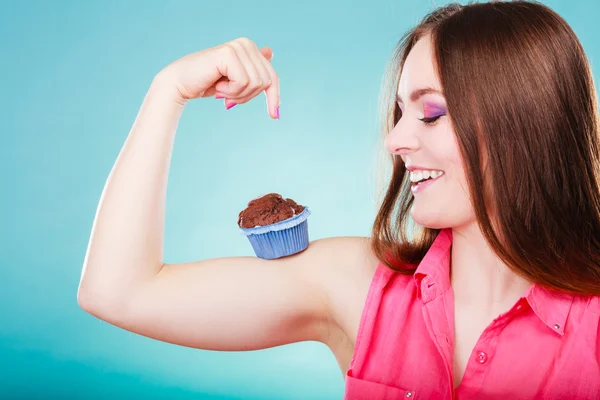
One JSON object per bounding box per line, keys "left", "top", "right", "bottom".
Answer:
{"left": 395, "top": 103, "right": 445, "bottom": 126}
{"left": 418, "top": 115, "right": 444, "bottom": 125}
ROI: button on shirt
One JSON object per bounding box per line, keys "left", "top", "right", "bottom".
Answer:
{"left": 343, "top": 228, "right": 600, "bottom": 399}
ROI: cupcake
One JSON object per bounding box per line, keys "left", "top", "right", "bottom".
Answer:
{"left": 238, "top": 193, "right": 311, "bottom": 260}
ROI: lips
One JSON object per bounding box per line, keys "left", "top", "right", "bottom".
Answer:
{"left": 410, "top": 171, "right": 444, "bottom": 193}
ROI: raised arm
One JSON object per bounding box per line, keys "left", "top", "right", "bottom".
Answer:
{"left": 77, "top": 38, "right": 373, "bottom": 351}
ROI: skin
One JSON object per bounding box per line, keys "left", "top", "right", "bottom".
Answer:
{"left": 78, "top": 35, "right": 531, "bottom": 390}
{"left": 388, "top": 35, "right": 532, "bottom": 386}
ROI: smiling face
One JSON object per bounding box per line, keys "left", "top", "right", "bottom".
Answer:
{"left": 385, "top": 34, "right": 475, "bottom": 230}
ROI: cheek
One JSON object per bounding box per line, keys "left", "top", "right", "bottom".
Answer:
{"left": 443, "top": 132, "right": 469, "bottom": 196}
{"left": 410, "top": 176, "right": 475, "bottom": 229}
{"left": 446, "top": 154, "right": 474, "bottom": 217}
{"left": 446, "top": 135, "right": 464, "bottom": 170}
{"left": 452, "top": 162, "right": 470, "bottom": 196}
{"left": 410, "top": 134, "right": 476, "bottom": 228}
{"left": 429, "top": 131, "right": 468, "bottom": 192}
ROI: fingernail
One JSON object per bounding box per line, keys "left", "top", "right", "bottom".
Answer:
{"left": 215, "top": 95, "right": 224, "bottom": 99}
{"left": 226, "top": 102, "right": 237, "bottom": 110}
{"left": 276, "top": 107, "right": 280, "bottom": 119}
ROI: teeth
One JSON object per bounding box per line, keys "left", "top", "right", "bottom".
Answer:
{"left": 409, "top": 169, "right": 444, "bottom": 183}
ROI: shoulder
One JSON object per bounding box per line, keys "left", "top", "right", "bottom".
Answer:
{"left": 566, "top": 293, "right": 600, "bottom": 348}
{"left": 563, "top": 294, "right": 600, "bottom": 378}
{"left": 570, "top": 293, "right": 600, "bottom": 319}
{"left": 303, "top": 236, "right": 381, "bottom": 297}
{"left": 300, "top": 236, "right": 380, "bottom": 281}
{"left": 300, "top": 237, "right": 385, "bottom": 343}
{"left": 298, "top": 236, "right": 415, "bottom": 347}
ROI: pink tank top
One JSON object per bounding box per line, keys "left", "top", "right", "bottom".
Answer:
{"left": 343, "top": 228, "right": 600, "bottom": 399}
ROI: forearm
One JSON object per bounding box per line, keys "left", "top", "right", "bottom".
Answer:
{"left": 78, "top": 76, "right": 184, "bottom": 306}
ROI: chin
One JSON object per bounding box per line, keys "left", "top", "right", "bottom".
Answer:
{"left": 413, "top": 220, "right": 450, "bottom": 230}
{"left": 410, "top": 207, "right": 470, "bottom": 230}
{"left": 410, "top": 211, "right": 448, "bottom": 229}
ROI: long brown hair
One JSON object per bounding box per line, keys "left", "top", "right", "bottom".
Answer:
{"left": 370, "top": 0, "right": 600, "bottom": 294}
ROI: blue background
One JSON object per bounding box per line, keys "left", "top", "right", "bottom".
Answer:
{"left": 2, "top": 0, "right": 598, "bottom": 399}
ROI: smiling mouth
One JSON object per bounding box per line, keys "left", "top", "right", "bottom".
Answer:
{"left": 410, "top": 170, "right": 445, "bottom": 192}
{"left": 412, "top": 175, "right": 438, "bottom": 185}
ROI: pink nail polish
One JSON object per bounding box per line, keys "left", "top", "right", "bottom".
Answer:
{"left": 215, "top": 95, "right": 224, "bottom": 99}
{"left": 276, "top": 107, "right": 280, "bottom": 119}
{"left": 226, "top": 102, "right": 237, "bottom": 110}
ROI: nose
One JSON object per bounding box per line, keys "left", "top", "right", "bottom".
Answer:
{"left": 385, "top": 120, "right": 420, "bottom": 156}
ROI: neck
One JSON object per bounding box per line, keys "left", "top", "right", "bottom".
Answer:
{"left": 450, "top": 222, "right": 532, "bottom": 312}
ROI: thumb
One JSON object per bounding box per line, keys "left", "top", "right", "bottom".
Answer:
{"left": 259, "top": 46, "right": 273, "bottom": 62}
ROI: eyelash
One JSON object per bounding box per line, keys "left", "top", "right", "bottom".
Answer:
{"left": 396, "top": 108, "right": 445, "bottom": 126}
{"left": 418, "top": 115, "right": 443, "bottom": 125}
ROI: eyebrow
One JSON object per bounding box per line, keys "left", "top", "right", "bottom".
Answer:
{"left": 396, "top": 87, "right": 444, "bottom": 103}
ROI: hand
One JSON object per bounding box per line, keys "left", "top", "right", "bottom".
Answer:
{"left": 157, "top": 37, "right": 279, "bottom": 119}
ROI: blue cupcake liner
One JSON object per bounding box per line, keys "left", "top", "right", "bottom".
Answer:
{"left": 240, "top": 207, "right": 311, "bottom": 260}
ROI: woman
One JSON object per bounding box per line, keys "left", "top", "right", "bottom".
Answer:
{"left": 78, "top": 0, "right": 600, "bottom": 398}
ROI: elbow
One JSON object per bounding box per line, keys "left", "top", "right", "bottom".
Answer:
{"left": 77, "top": 283, "right": 125, "bottom": 320}
{"left": 77, "top": 284, "right": 96, "bottom": 314}
{"left": 77, "top": 284, "right": 106, "bottom": 317}
{"left": 77, "top": 285, "right": 135, "bottom": 332}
